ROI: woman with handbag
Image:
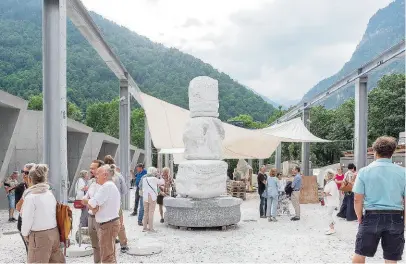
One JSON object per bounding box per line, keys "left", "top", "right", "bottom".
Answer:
{"left": 141, "top": 167, "right": 160, "bottom": 232}
{"left": 336, "top": 163, "right": 357, "bottom": 221}
{"left": 264, "top": 169, "right": 279, "bottom": 222}
{"left": 75, "top": 170, "right": 89, "bottom": 228}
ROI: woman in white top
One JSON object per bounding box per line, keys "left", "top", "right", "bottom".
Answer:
{"left": 21, "top": 164, "right": 65, "bottom": 263}
{"left": 323, "top": 169, "right": 340, "bottom": 235}
{"left": 76, "top": 170, "right": 89, "bottom": 228}
{"left": 276, "top": 173, "right": 290, "bottom": 216}
{"left": 141, "top": 167, "right": 160, "bottom": 232}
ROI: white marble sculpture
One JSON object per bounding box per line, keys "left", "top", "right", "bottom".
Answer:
{"left": 176, "top": 76, "right": 228, "bottom": 198}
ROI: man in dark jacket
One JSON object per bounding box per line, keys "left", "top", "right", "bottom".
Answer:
{"left": 131, "top": 163, "right": 147, "bottom": 218}
{"left": 257, "top": 165, "right": 267, "bottom": 218}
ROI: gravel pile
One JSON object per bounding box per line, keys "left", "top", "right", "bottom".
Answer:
{"left": 0, "top": 191, "right": 392, "bottom": 263}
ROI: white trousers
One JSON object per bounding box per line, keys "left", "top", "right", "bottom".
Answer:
{"left": 326, "top": 206, "right": 336, "bottom": 227}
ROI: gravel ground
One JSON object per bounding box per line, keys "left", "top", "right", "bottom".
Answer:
{"left": 0, "top": 190, "right": 399, "bottom": 263}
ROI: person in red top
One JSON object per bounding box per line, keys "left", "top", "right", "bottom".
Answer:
{"left": 334, "top": 167, "right": 345, "bottom": 208}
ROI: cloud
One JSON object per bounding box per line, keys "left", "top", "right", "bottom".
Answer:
{"left": 82, "top": 0, "right": 393, "bottom": 103}
{"left": 181, "top": 18, "right": 204, "bottom": 28}
{"left": 181, "top": 0, "right": 392, "bottom": 102}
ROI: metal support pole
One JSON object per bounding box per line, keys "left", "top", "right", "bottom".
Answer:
{"left": 164, "top": 154, "right": 169, "bottom": 168}
{"left": 43, "top": 0, "right": 67, "bottom": 203}
{"left": 157, "top": 153, "right": 163, "bottom": 171}
{"left": 354, "top": 76, "right": 368, "bottom": 170}
{"left": 119, "top": 79, "right": 130, "bottom": 210}
{"left": 144, "top": 119, "right": 152, "bottom": 168}
{"left": 301, "top": 104, "right": 310, "bottom": 176}
{"left": 258, "top": 159, "right": 264, "bottom": 168}
{"left": 169, "top": 154, "right": 174, "bottom": 177}
{"left": 275, "top": 143, "right": 282, "bottom": 172}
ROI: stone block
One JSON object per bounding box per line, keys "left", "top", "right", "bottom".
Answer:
{"left": 175, "top": 160, "right": 227, "bottom": 198}
{"left": 183, "top": 117, "right": 224, "bottom": 160}
{"left": 164, "top": 196, "right": 242, "bottom": 227}
{"left": 188, "top": 76, "right": 219, "bottom": 118}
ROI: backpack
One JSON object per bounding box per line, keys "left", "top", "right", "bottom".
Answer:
{"left": 284, "top": 181, "right": 293, "bottom": 197}
{"left": 56, "top": 202, "right": 72, "bottom": 255}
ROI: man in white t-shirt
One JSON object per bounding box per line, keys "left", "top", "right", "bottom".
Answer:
{"left": 82, "top": 160, "right": 103, "bottom": 263}
{"left": 84, "top": 164, "right": 120, "bottom": 263}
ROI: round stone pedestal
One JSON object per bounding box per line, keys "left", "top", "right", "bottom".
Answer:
{"left": 164, "top": 196, "right": 242, "bottom": 228}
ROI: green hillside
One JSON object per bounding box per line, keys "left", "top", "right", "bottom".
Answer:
{"left": 0, "top": 0, "right": 275, "bottom": 122}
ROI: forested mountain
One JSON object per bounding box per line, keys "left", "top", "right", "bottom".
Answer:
{"left": 301, "top": 0, "right": 405, "bottom": 108}
{"left": 0, "top": 0, "right": 275, "bottom": 122}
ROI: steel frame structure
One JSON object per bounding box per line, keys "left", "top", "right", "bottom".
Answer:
{"left": 43, "top": 0, "right": 153, "bottom": 206}
{"left": 271, "top": 40, "right": 405, "bottom": 174}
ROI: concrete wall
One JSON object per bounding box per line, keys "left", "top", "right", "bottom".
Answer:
{"left": 0, "top": 91, "right": 145, "bottom": 208}
{"left": 7, "top": 111, "right": 43, "bottom": 175}
{"left": 0, "top": 91, "right": 28, "bottom": 209}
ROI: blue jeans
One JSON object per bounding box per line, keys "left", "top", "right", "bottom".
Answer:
{"left": 7, "top": 194, "right": 15, "bottom": 209}
{"left": 266, "top": 196, "right": 278, "bottom": 217}
{"left": 259, "top": 195, "right": 267, "bottom": 216}
{"left": 138, "top": 197, "right": 144, "bottom": 224}
{"left": 355, "top": 212, "right": 405, "bottom": 261}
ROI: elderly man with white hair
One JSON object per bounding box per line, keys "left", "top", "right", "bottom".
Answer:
{"left": 83, "top": 164, "right": 120, "bottom": 263}
{"left": 323, "top": 169, "right": 340, "bottom": 235}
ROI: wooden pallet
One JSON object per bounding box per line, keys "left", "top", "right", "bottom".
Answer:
{"left": 227, "top": 187, "right": 246, "bottom": 192}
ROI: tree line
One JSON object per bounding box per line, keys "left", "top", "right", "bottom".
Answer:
{"left": 27, "top": 73, "right": 404, "bottom": 169}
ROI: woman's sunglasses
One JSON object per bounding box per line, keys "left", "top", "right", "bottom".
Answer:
{"left": 21, "top": 170, "right": 29, "bottom": 175}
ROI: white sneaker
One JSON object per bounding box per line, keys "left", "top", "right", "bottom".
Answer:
{"left": 325, "top": 229, "right": 336, "bottom": 235}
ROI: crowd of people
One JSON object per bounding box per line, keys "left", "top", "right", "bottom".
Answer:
{"left": 257, "top": 165, "right": 302, "bottom": 221}
{"left": 1, "top": 136, "right": 405, "bottom": 263}
{"left": 256, "top": 136, "right": 405, "bottom": 263}
{"left": 2, "top": 155, "right": 173, "bottom": 263}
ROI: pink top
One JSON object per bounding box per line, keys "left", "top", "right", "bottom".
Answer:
{"left": 335, "top": 174, "right": 345, "bottom": 189}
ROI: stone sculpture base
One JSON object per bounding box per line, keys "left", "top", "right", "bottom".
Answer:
{"left": 164, "top": 196, "right": 242, "bottom": 228}
{"left": 175, "top": 160, "right": 227, "bottom": 198}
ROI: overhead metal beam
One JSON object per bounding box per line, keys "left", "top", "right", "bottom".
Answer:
{"left": 66, "top": 0, "right": 143, "bottom": 107}
{"left": 66, "top": 0, "right": 126, "bottom": 79}
{"left": 272, "top": 40, "right": 405, "bottom": 125}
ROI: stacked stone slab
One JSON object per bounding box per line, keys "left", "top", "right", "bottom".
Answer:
{"left": 164, "top": 76, "right": 242, "bottom": 228}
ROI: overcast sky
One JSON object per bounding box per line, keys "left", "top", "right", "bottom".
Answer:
{"left": 82, "top": 0, "right": 392, "bottom": 104}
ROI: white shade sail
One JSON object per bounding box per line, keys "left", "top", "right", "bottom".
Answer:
{"left": 261, "top": 117, "right": 330, "bottom": 143}
{"left": 141, "top": 92, "right": 281, "bottom": 159}
{"left": 140, "top": 93, "right": 329, "bottom": 161}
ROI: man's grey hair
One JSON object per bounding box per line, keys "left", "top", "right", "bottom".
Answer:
{"left": 100, "top": 164, "right": 115, "bottom": 180}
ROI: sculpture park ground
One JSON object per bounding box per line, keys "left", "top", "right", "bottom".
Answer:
{"left": 0, "top": 190, "right": 390, "bottom": 263}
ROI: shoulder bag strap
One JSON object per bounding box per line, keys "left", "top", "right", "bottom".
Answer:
{"left": 146, "top": 178, "right": 157, "bottom": 196}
